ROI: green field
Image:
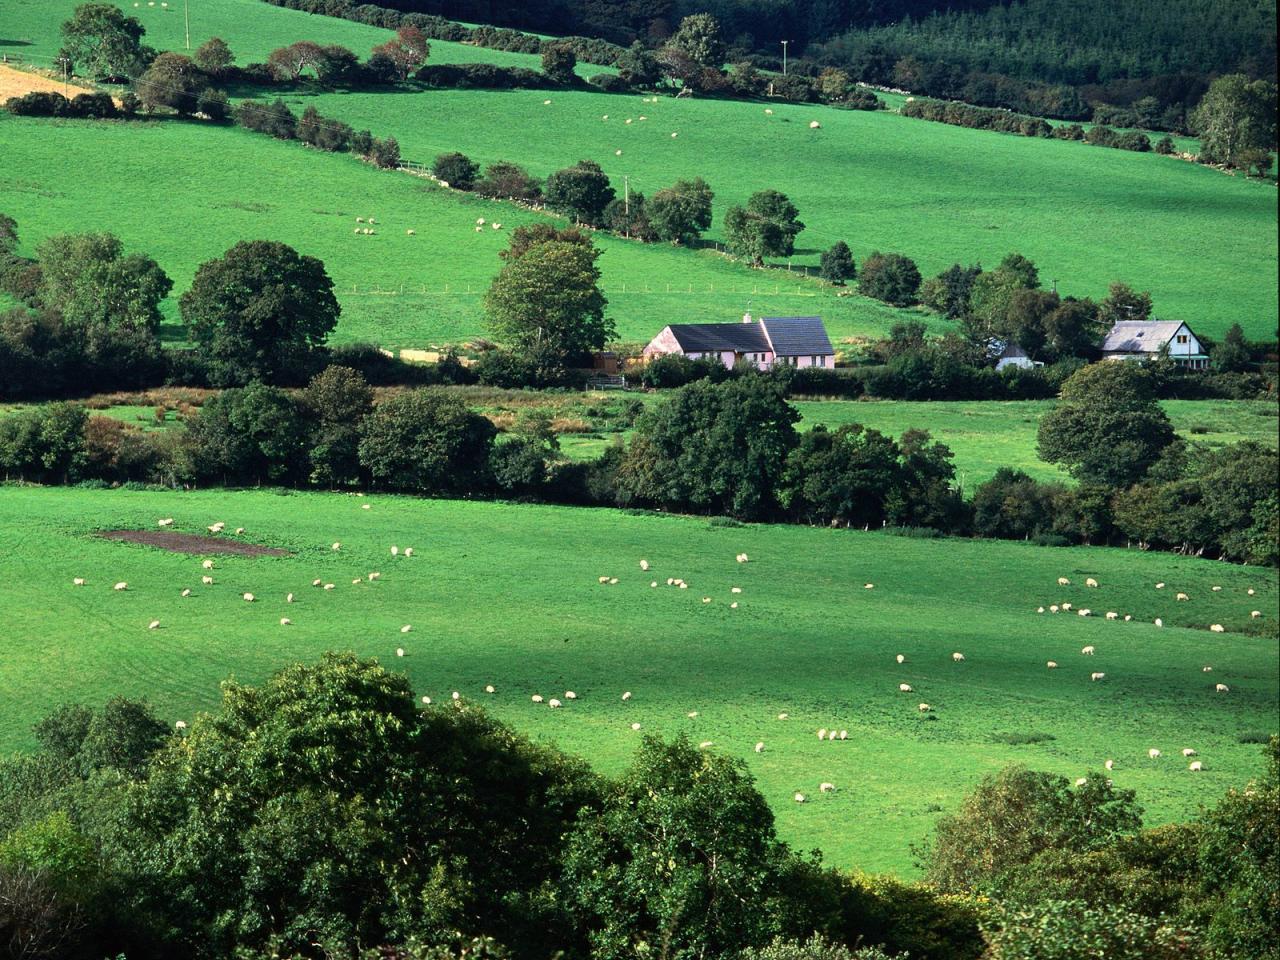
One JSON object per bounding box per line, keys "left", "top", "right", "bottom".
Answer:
{"left": 3, "top": 0, "right": 1277, "bottom": 347}
{"left": 2, "top": 485, "right": 1275, "bottom": 874}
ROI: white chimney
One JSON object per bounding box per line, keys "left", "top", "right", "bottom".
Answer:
{"left": 742, "top": 311, "right": 753, "bottom": 324}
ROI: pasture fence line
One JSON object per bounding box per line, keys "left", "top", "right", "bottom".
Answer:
{"left": 341, "top": 282, "right": 822, "bottom": 297}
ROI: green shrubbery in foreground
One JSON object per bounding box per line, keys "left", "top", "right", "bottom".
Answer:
{"left": 0, "top": 653, "right": 1273, "bottom": 959}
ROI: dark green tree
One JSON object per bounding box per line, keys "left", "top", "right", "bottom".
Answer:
{"left": 724, "top": 190, "right": 804, "bottom": 267}
{"left": 1192, "top": 74, "right": 1278, "bottom": 169}
{"left": 485, "top": 237, "right": 611, "bottom": 362}
{"left": 668, "top": 13, "right": 726, "bottom": 68}
{"left": 181, "top": 240, "right": 339, "bottom": 385}
{"left": 617, "top": 376, "right": 799, "bottom": 519}
{"left": 818, "top": 241, "right": 856, "bottom": 285}
{"left": 59, "top": 2, "right": 149, "bottom": 80}
{"left": 188, "top": 382, "right": 309, "bottom": 485}
{"left": 432, "top": 152, "right": 479, "bottom": 190}
{"left": 193, "top": 36, "right": 233, "bottom": 76}
{"left": 540, "top": 43, "right": 577, "bottom": 84}
{"left": 302, "top": 365, "right": 374, "bottom": 488}
{"left": 1096, "top": 282, "right": 1153, "bottom": 327}
{"left": 358, "top": 389, "right": 496, "bottom": 494}
{"left": 603, "top": 191, "right": 656, "bottom": 241}
{"left": 858, "top": 252, "right": 921, "bottom": 306}
{"left": 1037, "top": 362, "right": 1175, "bottom": 487}
{"left": 648, "top": 177, "right": 714, "bottom": 245}
{"left": 545, "top": 160, "right": 615, "bottom": 226}
{"left": 779, "top": 423, "right": 900, "bottom": 526}
{"left": 134, "top": 52, "right": 206, "bottom": 115}
{"left": 1211, "top": 322, "right": 1250, "bottom": 372}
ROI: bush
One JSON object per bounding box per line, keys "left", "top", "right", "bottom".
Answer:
{"left": 431, "top": 151, "right": 478, "bottom": 190}
{"left": 414, "top": 63, "right": 546, "bottom": 90}
{"left": 474, "top": 161, "right": 542, "bottom": 203}
{"left": 859, "top": 252, "right": 921, "bottom": 306}
{"left": 233, "top": 98, "right": 296, "bottom": 139}
{"left": 5, "top": 91, "right": 71, "bottom": 117}
{"left": 1155, "top": 135, "right": 1176, "bottom": 154}
{"left": 638, "top": 352, "right": 729, "bottom": 389}
{"left": 588, "top": 73, "right": 631, "bottom": 93}
{"left": 357, "top": 389, "right": 496, "bottom": 494}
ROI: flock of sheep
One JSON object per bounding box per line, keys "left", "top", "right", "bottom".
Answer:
{"left": 74, "top": 513, "right": 1266, "bottom": 807}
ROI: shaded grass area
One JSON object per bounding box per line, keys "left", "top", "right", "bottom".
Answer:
{"left": 1, "top": 486, "right": 1274, "bottom": 874}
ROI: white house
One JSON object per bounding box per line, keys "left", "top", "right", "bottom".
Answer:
{"left": 643, "top": 315, "right": 835, "bottom": 370}
{"left": 993, "top": 341, "right": 1041, "bottom": 371}
{"left": 1101, "top": 321, "right": 1209, "bottom": 369}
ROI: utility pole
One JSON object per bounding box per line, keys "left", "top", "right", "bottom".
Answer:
{"left": 184, "top": 0, "right": 191, "bottom": 50}
{"left": 623, "top": 174, "right": 630, "bottom": 237}
{"left": 780, "top": 40, "right": 789, "bottom": 76}
{"left": 57, "top": 55, "right": 70, "bottom": 95}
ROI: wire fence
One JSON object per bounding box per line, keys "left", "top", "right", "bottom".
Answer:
{"left": 339, "top": 280, "right": 824, "bottom": 296}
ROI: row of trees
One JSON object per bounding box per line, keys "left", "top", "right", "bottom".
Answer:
{"left": 1, "top": 653, "right": 1272, "bottom": 959}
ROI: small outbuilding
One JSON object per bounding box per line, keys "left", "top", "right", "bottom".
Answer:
{"left": 1101, "top": 320, "right": 1209, "bottom": 369}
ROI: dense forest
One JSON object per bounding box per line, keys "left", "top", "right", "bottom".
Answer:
{"left": 360, "top": 0, "right": 1276, "bottom": 125}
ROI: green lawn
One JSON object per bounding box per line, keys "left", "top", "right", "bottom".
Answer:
{"left": 1, "top": 485, "right": 1274, "bottom": 875}
{"left": 3, "top": 0, "right": 1277, "bottom": 345}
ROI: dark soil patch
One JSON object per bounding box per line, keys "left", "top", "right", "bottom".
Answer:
{"left": 99, "top": 530, "right": 291, "bottom": 557}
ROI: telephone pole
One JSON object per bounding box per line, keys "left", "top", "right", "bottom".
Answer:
{"left": 184, "top": 0, "right": 191, "bottom": 49}
{"left": 780, "top": 40, "right": 789, "bottom": 76}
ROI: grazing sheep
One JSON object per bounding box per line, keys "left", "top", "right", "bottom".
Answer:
{"left": 1091, "top": 672, "right": 1106, "bottom": 681}
{"left": 1215, "top": 683, "right": 1229, "bottom": 693}
{"left": 687, "top": 711, "right": 698, "bottom": 718}
{"left": 353, "top": 578, "right": 362, "bottom": 585}
{"left": 952, "top": 652, "right": 965, "bottom": 662}
{"left": 452, "top": 692, "right": 460, "bottom": 701}
{"left": 699, "top": 741, "right": 713, "bottom": 749}
{"left": 1047, "top": 661, "right": 1058, "bottom": 668}
{"left": 235, "top": 527, "right": 245, "bottom": 535}
{"left": 1176, "top": 592, "right": 1189, "bottom": 601}
{"left": 357, "top": 217, "right": 365, "bottom": 223}
{"left": 158, "top": 518, "right": 173, "bottom": 527}
{"left": 243, "top": 593, "right": 254, "bottom": 602}
{"left": 1189, "top": 760, "right": 1203, "bottom": 771}
{"left": 400, "top": 625, "right": 412, "bottom": 633}
{"left": 548, "top": 698, "right": 562, "bottom": 708}
{"left": 899, "top": 683, "right": 913, "bottom": 693}
{"left": 731, "top": 586, "right": 742, "bottom": 594}
{"left": 730, "top": 602, "right": 739, "bottom": 609}
{"left": 313, "top": 579, "right": 323, "bottom": 586}
{"left": 331, "top": 542, "right": 341, "bottom": 551}
{"left": 396, "top": 648, "right": 405, "bottom": 657}
{"left": 864, "top": 583, "right": 874, "bottom": 590}
{"left": 671, "top": 132, "right": 678, "bottom": 137}
{"left": 1252, "top": 611, "right": 1262, "bottom": 618}
{"left": 323, "top": 583, "right": 335, "bottom": 590}
{"left": 476, "top": 218, "right": 485, "bottom": 226}
{"left": 622, "top": 691, "right": 632, "bottom": 701}
{"left": 148, "top": 620, "right": 160, "bottom": 630}
{"left": 202, "top": 576, "right": 213, "bottom": 585}
{"left": 599, "top": 576, "right": 610, "bottom": 583}
{"left": 543, "top": 99, "right": 551, "bottom": 105}
{"left": 1210, "top": 624, "right": 1225, "bottom": 633}
{"left": 896, "top": 654, "right": 906, "bottom": 664}
{"left": 391, "top": 546, "right": 399, "bottom": 555}
{"left": 1104, "top": 611, "right": 1118, "bottom": 620}
{"left": 631, "top": 722, "right": 641, "bottom": 730}
{"left": 820, "top": 782, "right": 835, "bottom": 793}
{"left": 918, "top": 703, "right": 931, "bottom": 712}
{"left": 1105, "top": 759, "right": 1115, "bottom": 770}
{"left": 1081, "top": 646, "right": 1095, "bottom": 655}
{"left": 640, "top": 559, "right": 649, "bottom": 571}
{"left": 1149, "top": 749, "right": 1161, "bottom": 759}
{"left": 368, "top": 218, "right": 377, "bottom": 224}
{"left": 1183, "top": 748, "right": 1197, "bottom": 757}
{"left": 361, "top": 504, "right": 371, "bottom": 510}
{"left": 485, "top": 685, "right": 495, "bottom": 694}
{"left": 354, "top": 228, "right": 362, "bottom": 235}
{"left": 1050, "top": 605, "right": 1059, "bottom": 613}
{"left": 1062, "top": 603, "right": 1073, "bottom": 611}
{"left": 114, "top": 582, "right": 128, "bottom": 591}
{"left": 1086, "top": 578, "right": 1099, "bottom": 587}
{"left": 532, "top": 695, "right": 544, "bottom": 703}
{"left": 737, "top": 553, "right": 749, "bottom": 563}
{"left": 1155, "top": 618, "right": 1163, "bottom": 627}
{"left": 1078, "top": 609, "right": 1092, "bottom": 617}
{"left": 602, "top": 115, "right": 608, "bottom": 120}
{"left": 638, "top": 115, "right": 647, "bottom": 121}
{"left": 280, "top": 617, "right": 291, "bottom": 626}
{"left": 794, "top": 792, "right": 805, "bottom": 803}
{"left": 1203, "top": 666, "right": 1213, "bottom": 672}
{"left": 1156, "top": 582, "right": 1165, "bottom": 589}
{"left": 678, "top": 583, "right": 688, "bottom": 590}
{"left": 1075, "top": 778, "right": 1088, "bottom": 786}
{"left": 809, "top": 120, "right": 821, "bottom": 128}
{"left": 777, "top": 712, "right": 789, "bottom": 720}
{"left": 625, "top": 118, "right": 632, "bottom": 124}
{"left": 181, "top": 589, "right": 191, "bottom": 597}
{"left": 702, "top": 596, "right": 711, "bottom": 604}
{"left": 651, "top": 581, "right": 658, "bottom": 587}
{"left": 610, "top": 578, "right": 619, "bottom": 585}
{"left": 1058, "top": 577, "right": 1070, "bottom": 585}
{"left": 755, "top": 742, "right": 765, "bottom": 753}
{"left": 565, "top": 691, "right": 577, "bottom": 700}
{"left": 838, "top": 730, "right": 848, "bottom": 740}
{"left": 1037, "top": 606, "right": 1045, "bottom": 613}
{"left": 203, "top": 559, "right": 214, "bottom": 570}
{"left": 175, "top": 720, "right": 187, "bottom": 730}
{"left": 1124, "top": 615, "right": 1132, "bottom": 622}
{"left": 817, "top": 728, "right": 827, "bottom": 740}
{"left": 73, "top": 578, "right": 85, "bottom": 586}
{"left": 404, "top": 548, "right": 413, "bottom": 557}
{"left": 1212, "top": 585, "right": 1222, "bottom": 592}
{"left": 765, "top": 108, "right": 773, "bottom": 115}
{"left": 1247, "top": 588, "right": 1255, "bottom": 596}
{"left": 422, "top": 696, "right": 432, "bottom": 705}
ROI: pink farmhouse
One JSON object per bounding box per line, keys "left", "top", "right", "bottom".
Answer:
{"left": 643, "top": 314, "right": 835, "bottom": 370}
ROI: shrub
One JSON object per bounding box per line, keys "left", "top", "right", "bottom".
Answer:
{"left": 5, "top": 91, "right": 71, "bottom": 117}
{"left": 431, "top": 151, "right": 478, "bottom": 190}
{"left": 233, "top": 98, "right": 297, "bottom": 139}
{"left": 474, "top": 161, "right": 542, "bottom": 203}
{"left": 859, "top": 252, "right": 921, "bottom": 306}
{"left": 358, "top": 389, "right": 496, "bottom": 494}
{"left": 588, "top": 73, "right": 630, "bottom": 93}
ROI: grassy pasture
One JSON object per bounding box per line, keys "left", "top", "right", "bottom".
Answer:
{"left": 1, "top": 485, "right": 1275, "bottom": 874}
{"left": 4, "top": 1, "right": 1277, "bottom": 344}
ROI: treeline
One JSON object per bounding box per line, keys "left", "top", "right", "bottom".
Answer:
{"left": 0, "top": 654, "right": 1273, "bottom": 959}
{"left": 900, "top": 98, "right": 1162, "bottom": 153}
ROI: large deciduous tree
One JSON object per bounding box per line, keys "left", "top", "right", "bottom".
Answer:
{"left": 724, "top": 190, "right": 804, "bottom": 266}
{"left": 666, "top": 13, "right": 726, "bottom": 69}
{"left": 859, "top": 252, "right": 921, "bottom": 306}
{"left": 135, "top": 52, "right": 205, "bottom": 115}
{"left": 647, "top": 177, "right": 714, "bottom": 244}
{"left": 59, "top": 2, "right": 149, "bottom": 80}
{"left": 485, "top": 236, "right": 611, "bottom": 363}
{"left": 370, "top": 25, "right": 430, "bottom": 82}
{"left": 357, "top": 389, "right": 496, "bottom": 494}
{"left": 544, "top": 160, "right": 615, "bottom": 226}
{"left": 181, "top": 240, "right": 338, "bottom": 385}
{"left": 1191, "top": 74, "right": 1278, "bottom": 169}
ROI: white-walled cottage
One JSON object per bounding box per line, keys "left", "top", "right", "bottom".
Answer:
{"left": 643, "top": 315, "right": 835, "bottom": 370}
{"left": 1101, "top": 320, "right": 1209, "bottom": 369}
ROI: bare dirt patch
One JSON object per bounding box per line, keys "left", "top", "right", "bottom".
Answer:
{"left": 100, "top": 530, "right": 291, "bottom": 557}
{"left": 0, "top": 64, "right": 97, "bottom": 102}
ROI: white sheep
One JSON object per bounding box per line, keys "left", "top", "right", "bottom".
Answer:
{"left": 820, "top": 782, "right": 835, "bottom": 793}
{"left": 730, "top": 602, "right": 739, "bottom": 608}
{"left": 639, "top": 559, "right": 649, "bottom": 571}
{"left": 406, "top": 229, "right": 415, "bottom": 235}
{"left": 396, "top": 648, "right": 405, "bottom": 657}
{"left": 543, "top": 99, "right": 551, "bottom": 105}
{"left": 809, "top": 120, "right": 821, "bottom": 129}
{"left": 485, "top": 685, "right": 495, "bottom": 694}
{"left": 1156, "top": 582, "right": 1165, "bottom": 589}
{"left": 323, "top": 583, "right": 335, "bottom": 591}
{"left": 1105, "top": 612, "right": 1118, "bottom": 620}
{"left": 73, "top": 578, "right": 85, "bottom": 586}
{"left": 404, "top": 548, "right": 413, "bottom": 557}
{"left": 699, "top": 741, "right": 713, "bottom": 749}
{"left": 598, "top": 576, "right": 610, "bottom": 583}
{"left": 864, "top": 583, "right": 874, "bottom": 590}
{"left": 1182, "top": 748, "right": 1197, "bottom": 757}
{"left": 1209, "top": 624, "right": 1225, "bottom": 633}
{"left": 794, "top": 792, "right": 805, "bottom": 803}
{"left": 287, "top": 593, "right": 294, "bottom": 603}
{"left": 731, "top": 586, "right": 742, "bottom": 594}
{"left": 952, "top": 652, "right": 965, "bottom": 662}
{"left": 622, "top": 691, "right": 632, "bottom": 701}
{"left": 1189, "top": 761, "right": 1203, "bottom": 772}
{"left": 1104, "top": 759, "right": 1115, "bottom": 770}
{"left": 1215, "top": 683, "right": 1229, "bottom": 693}
{"left": 331, "top": 542, "right": 341, "bottom": 551}
{"left": 148, "top": 620, "right": 160, "bottom": 630}
{"left": 1078, "top": 609, "right": 1092, "bottom": 617}
{"left": 158, "top": 518, "right": 173, "bottom": 527}
{"left": 452, "top": 692, "right": 460, "bottom": 701}
{"left": 899, "top": 683, "right": 913, "bottom": 693}
{"left": 918, "top": 703, "right": 931, "bottom": 712}
{"left": 1062, "top": 603, "right": 1073, "bottom": 611}
{"left": 817, "top": 728, "right": 827, "bottom": 740}
{"left": 1075, "top": 777, "right": 1088, "bottom": 786}
{"left": 313, "top": 579, "right": 323, "bottom": 586}
{"left": 565, "top": 691, "right": 577, "bottom": 700}
{"left": 777, "top": 712, "right": 789, "bottom": 720}
{"left": 1252, "top": 610, "right": 1262, "bottom": 618}
{"left": 702, "top": 596, "right": 711, "bottom": 604}
{"left": 114, "top": 582, "right": 128, "bottom": 591}
{"left": 422, "top": 696, "right": 432, "bottom": 705}
{"left": 838, "top": 730, "right": 848, "bottom": 740}
{"left": 352, "top": 578, "right": 362, "bottom": 585}
{"left": 532, "top": 695, "right": 544, "bottom": 703}
{"left": 671, "top": 132, "right": 678, "bottom": 138}
{"left": 1091, "top": 672, "right": 1106, "bottom": 681}
{"left": 1149, "top": 748, "right": 1162, "bottom": 759}
{"left": 175, "top": 720, "right": 187, "bottom": 730}
{"left": 390, "top": 545, "right": 399, "bottom": 555}
{"left": 548, "top": 698, "right": 562, "bottom": 708}
{"left": 235, "top": 527, "right": 245, "bottom": 535}
{"left": 631, "top": 722, "right": 641, "bottom": 730}
{"left": 203, "top": 559, "right": 214, "bottom": 570}
{"left": 896, "top": 654, "right": 906, "bottom": 664}
{"left": 687, "top": 710, "right": 698, "bottom": 718}
{"left": 1081, "top": 645, "right": 1095, "bottom": 655}
{"left": 243, "top": 593, "right": 254, "bottom": 602}
{"left": 1155, "top": 618, "right": 1163, "bottom": 627}
{"left": 1247, "top": 588, "right": 1256, "bottom": 596}
{"left": 1203, "top": 666, "right": 1213, "bottom": 672}
{"left": 492, "top": 222, "right": 502, "bottom": 230}
{"left": 1050, "top": 605, "right": 1059, "bottom": 613}
{"left": 280, "top": 617, "right": 291, "bottom": 626}
{"left": 610, "top": 578, "right": 619, "bottom": 585}
{"left": 737, "top": 553, "right": 749, "bottom": 563}
{"left": 1086, "top": 578, "right": 1099, "bottom": 588}
{"left": 181, "top": 588, "right": 191, "bottom": 597}
{"left": 755, "top": 742, "right": 765, "bottom": 753}
{"left": 1037, "top": 606, "right": 1045, "bottom": 613}
{"left": 400, "top": 625, "right": 412, "bottom": 634}
{"left": 361, "top": 504, "right": 371, "bottom": 511}
{"left": 356, "top": 217, "right": 365, "bottom": 223}
{"left": 1047, "top": 661, "right": 1058, "bottom": 668}
{"left": 765, "top": 108, "right": 773, "bottom": 115}
{"left": 1057, "top": 577, "right": 1070, "bottom": 586}
{"left": 1211, "top": 585, "right": 1222, "bottom": 592}
{"left": 1124, "top": 615, "right": 1132, "bottom": 622}
{"left": 1176, "top": 592, "right": 1189, "bottom": 601}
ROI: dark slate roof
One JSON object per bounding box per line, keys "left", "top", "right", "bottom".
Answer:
{"left": 665, "top": 323, "right": 771, "bottom": 353}
{"left": 760, "top": 316, "right": 834, "bottom": 357}
{"left": 1101, "top": 321, "right": 1185, "bottom": 354}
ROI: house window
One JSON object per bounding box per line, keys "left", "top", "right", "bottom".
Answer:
{"left": 1176, "top": 335, "right": 1188, "bottom": 344}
